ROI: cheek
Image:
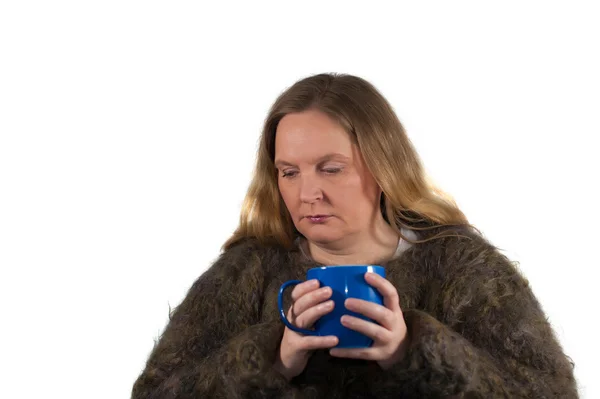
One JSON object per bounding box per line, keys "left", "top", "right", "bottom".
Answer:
{"left": 337, "top": 174, "right": 377, "bottom": 202}
{"left": 334, "top": 179, "right": 379, "bottom": 217}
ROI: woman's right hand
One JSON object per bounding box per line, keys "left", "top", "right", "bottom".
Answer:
{"left": 273, "top": 279, "right": 338, "bottom": 381}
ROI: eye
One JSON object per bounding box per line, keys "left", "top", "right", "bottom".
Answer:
{"left": 281, "top": 170, "right": 298, "bottom": 178}
{"left": 322, "top": 167, "right": 342, "bottom": 175}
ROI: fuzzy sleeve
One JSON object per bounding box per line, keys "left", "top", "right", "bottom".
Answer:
{"left": 369, "top": 234, "right": 578, "bottom": 398}
{"left": 131, "top": 240, "right": 297, "bottom": 399}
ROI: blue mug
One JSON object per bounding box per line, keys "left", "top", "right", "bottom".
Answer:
{"left": 278, "top": 265, "right": 385, "bottom": 348}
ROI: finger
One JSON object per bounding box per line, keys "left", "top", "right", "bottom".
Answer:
{"left": 286, "top": 304, "right": 296, "bottom": 322}
{"left": 286, "top": 298, "right": 334, "bottom": 327}
{"left": 299, "top": 335, "right": 339, "bottom": 351}
{"left": 340, "top": 315, "right": 391, "bottom": 343}
{"left": 344, "top": 297, "right": 395, "bottom": 330}
{"left": 295, "top": 300, "right": 335, "bottom": 328}
{"left": 291, "top": 279, "right": 321, "bottom": 302}
{"left": 364, "top": 272, "right": 401, "bottom": 312}
{"left": 293, "top": 286, "right": 332, "bottom": 316}
{"left": 329, "top": 347, "right": 374, "bottom": 360}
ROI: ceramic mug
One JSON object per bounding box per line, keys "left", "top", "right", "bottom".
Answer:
{"left": 278, "top": 265, "right": 385, "bottom": 348}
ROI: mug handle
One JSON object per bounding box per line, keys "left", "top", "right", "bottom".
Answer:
{"left": 278, "top": 280, "right": 320, "bottom": 336}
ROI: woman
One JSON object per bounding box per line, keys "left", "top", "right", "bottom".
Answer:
{"left": 131, "top": 73, "right": 577, "bottom": 398}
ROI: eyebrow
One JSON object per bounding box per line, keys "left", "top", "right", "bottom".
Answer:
{"left": 274, "top": 153, "right": 350, "bottom": 168}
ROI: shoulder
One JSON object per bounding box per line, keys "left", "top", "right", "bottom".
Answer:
{"left": 221, "top": 236, "right": 290, "bottom": 260}
{"left": 216, "top": 236, "right": 293, "bottom": 276}
{"left": 410, "top": 227, "right": 536, "bottom": 323}
{"left": 187, "top": 237, "right": 289, "bottom": 297}
{"left": 412, "top": 225, "right": 521, "bottom": 280}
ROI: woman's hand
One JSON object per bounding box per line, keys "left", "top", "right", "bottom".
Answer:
{"left": 274, "top": 279, "right": 339, "bottom": 381}
{"left": 329, "top": 272, "right": 409, "bottom": 370}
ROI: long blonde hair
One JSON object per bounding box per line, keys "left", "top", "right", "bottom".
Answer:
{"left": 224, "top": 73, "right": 470, "bottom": 250}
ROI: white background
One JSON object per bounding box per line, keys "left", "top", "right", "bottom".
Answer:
{"left": 1, "top": 1, "right": 598, "bottom": 398}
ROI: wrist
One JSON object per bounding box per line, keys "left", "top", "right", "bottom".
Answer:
{"left": 273, "top": 358, "right": 292, "bottom": 382}
{"left": 378, "top": 336, "right": 410, "bottom": 370}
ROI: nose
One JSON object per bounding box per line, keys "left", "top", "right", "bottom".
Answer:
{"left": 299, "top": 173, "right": 323, "bottom": 203}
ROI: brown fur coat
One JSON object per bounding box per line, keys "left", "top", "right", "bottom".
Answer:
{"left": 131, "top": 226, "right": 578, "bottom": 398}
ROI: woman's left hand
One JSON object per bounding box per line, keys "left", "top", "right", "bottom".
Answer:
{"left": 329, "top": 272, "right": 409, "bottom": 370}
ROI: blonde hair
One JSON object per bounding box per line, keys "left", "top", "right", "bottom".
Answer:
{"left": 224, "top": 73, "right": 470, "bottom": 250}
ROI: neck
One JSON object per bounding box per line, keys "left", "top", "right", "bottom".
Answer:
{"left": 306, "top": 216, "right": 400, "bottom": 266}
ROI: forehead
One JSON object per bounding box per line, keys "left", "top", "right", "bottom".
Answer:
{"left": 275, "top": 110, "right": 353, "bottom": 161}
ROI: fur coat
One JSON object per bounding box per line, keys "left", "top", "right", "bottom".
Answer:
{"left": 131, "top": 226, "right": 578, "bottom": 398}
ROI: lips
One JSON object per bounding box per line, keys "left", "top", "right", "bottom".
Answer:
{"left": 304, "top": 215, "right": 331, "bottom": 223}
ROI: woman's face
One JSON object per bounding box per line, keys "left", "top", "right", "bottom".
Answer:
{"left": 275, "top": 109, "right": 382, "bottom": 245}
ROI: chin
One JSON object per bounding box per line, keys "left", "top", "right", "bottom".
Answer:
{"left": 299, "top": 226, "right": 343, "bottom": 245}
